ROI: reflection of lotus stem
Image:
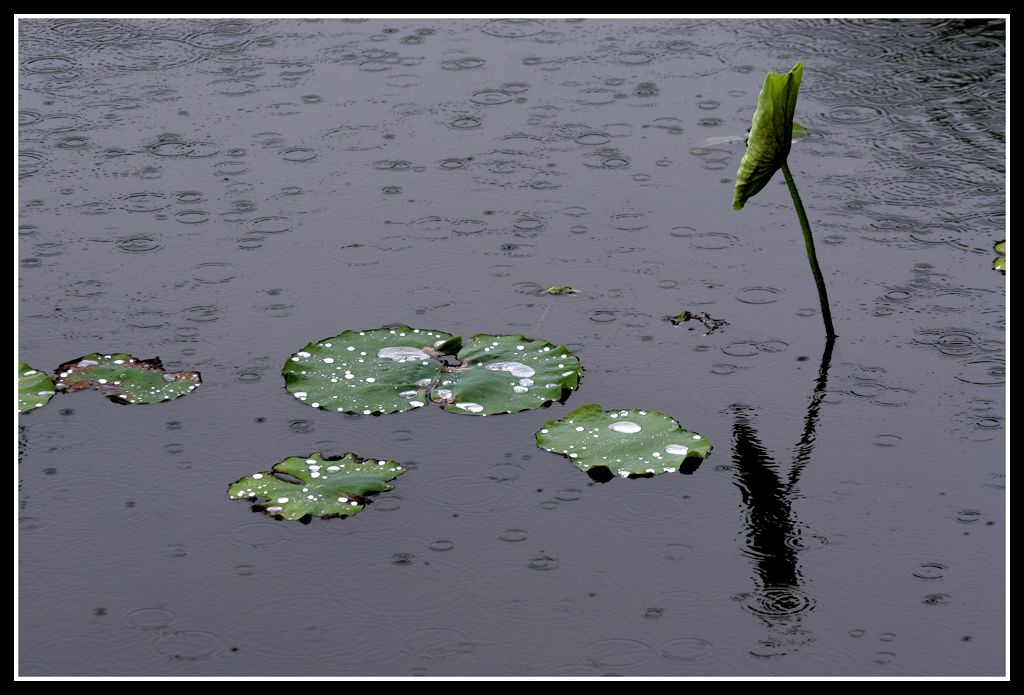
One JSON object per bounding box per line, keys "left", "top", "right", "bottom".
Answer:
{"left": 781, "top": 163, "right": 836, "bottom": 340}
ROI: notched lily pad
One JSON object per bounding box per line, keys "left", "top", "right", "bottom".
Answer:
{"left": 993, "top": 240, "right": 1006, "bottom": 274}
{"left": 54, "top": 353, "right": 201, "bottom": 404}
{"left": 536, "top": 404, "right": 712, "bottom": 479}
{"left": 284, "top": 326, "right": 582, "bottom": 416}
{"left": 733, "top": 61, "right": 803, "bottom": 211}
{"left": 228, "top": 452, "right": 405, "bottom": 521}
{"left": 19, "top": 362, "right": 55, "bottom": 413}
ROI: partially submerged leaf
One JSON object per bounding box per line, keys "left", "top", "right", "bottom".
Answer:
{"left": 19, "top": 362, "right": 55, "bottom": 413}
{"left": 994, "top": 240, "right": 1006, "bottom": 273}
{"left": 536, "top": 404, "right": 712, "bottom": 478}
{"left": 228, "top": 452, "right": 405, "bottom": 521}
{"left": 437, "top": 334, "right": 583, "bottom": 416}
{"left": 54, "top": 353, "right": 201, "bottom": 404}
{"left": 544, "top": 285, "right": 579, "bottom": 295}
{"left": 284, "top": 326, "right": 582, "bottom": 416}
{"left": 733, "top": 61, "right": 803, "bottom": 211}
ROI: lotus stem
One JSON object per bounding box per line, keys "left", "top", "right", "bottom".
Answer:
{"left": 781, "top": 162, "right": 836, "bottom": 340}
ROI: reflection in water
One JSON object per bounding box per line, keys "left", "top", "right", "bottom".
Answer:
{"left": 731, "top": 339, "right": 834, "bottom": 656}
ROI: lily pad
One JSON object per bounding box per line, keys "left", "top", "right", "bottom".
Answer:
{"left": 733, "top": 61, "right": 803, "bottom": 211}
{"left": 284, "top": 326, "right": 582, "bottom": 416}
{"left": 536, "top": 404, "right": 712, "bottom": 478}
{"left": 436, "top": 334, "right": 583, "bottom": 416}
{"left": 54, "top": 353, "right": 201, "bottom": 404}
{"left": 994, "top": 240, "right": 1006, "bottom": 274}
{"left": 228, "top": 452, "right": 405, "bottom": 521}
{"left": 283, "top": 326, "right": 459, "bottom": 415}
{"left": 19, "top": 362, "right": 55, "bottom": 413}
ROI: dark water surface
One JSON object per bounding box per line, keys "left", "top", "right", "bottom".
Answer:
{"left": 18, "top": 18, "right": 1005, "bottom": 676}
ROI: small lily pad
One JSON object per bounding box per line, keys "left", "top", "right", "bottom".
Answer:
{"left": 536, "top": 404, "right": 712, "bottom": 478}
{"left": 228, "top": 452, "right": 405, "bottom": 521}
{"left": 994, "top": 240, "right": 1006, "bottom": 274}
{"left": 19, "top": 362, "right": 55, "bottom": 413}
{"left": 733, "top": 61, "right": 803, "bottom": 211}
{"left": 54, "top": 353, "right": 201, "bottom": 404}
{"left": 284, "top": 326, "right": 581, "bottom": 416}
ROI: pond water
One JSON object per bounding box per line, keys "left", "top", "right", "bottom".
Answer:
{"left": 18, "top": 18, "right": 1005, "bottom": 677}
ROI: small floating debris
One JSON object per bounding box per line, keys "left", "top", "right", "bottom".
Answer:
{"left": 668, "top": 310, "right": 729, "bottom": 335}
{"left": 544, "top": 285, "right": 579, "bottom": 295}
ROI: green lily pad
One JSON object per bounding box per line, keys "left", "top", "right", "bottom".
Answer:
{"left": 54, "top": 353, "right": 202, "bottom": 404}
{"left": 994, "top": 240, "right": 1006, "bottom": 274}
{"left": 733, "top": 61, "right": 803, "bottom": 211}
{"left": 436, "top": 334, "right": 583, "bottom": 416}
{"left": 536, "top": 404, "right": 712, "bottom": 478}
{"left": 284, "top": 326, "right": 582, "bottom": 416}
{"left": 228, "top": 452, "right": 405, "bottom": 521}
{"left": 19, "top": 362, "right": 55, "bottom": 413}
{"left": 283, "top": 326, "right": 459, "bottom": 415}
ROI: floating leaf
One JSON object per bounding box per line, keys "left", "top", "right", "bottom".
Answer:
{"left": 283, "top": 326, "right": 458, "bottom": 415}
{"left": 19, "top": 362, "right": 55, "bottom": 413}
{"left": 284, "top": 326, "right": 581, "bottom": 416}
{"left": 54, "top": 353, "right": 201, "bottom": 404}
{"left": 994, "top": 240, "right": 1006, "bottom": 274}
{"left": 228, "top": 452, "right": 405, "bottom": 521}
{"left": 436, "top": 334, "right": 583, "bottom": 416}
{"left": 536, "top": 404, "right": 712, "bottom": 478}
{"left": 544, "top": 285, "right": 578, "bottom": 295}
{"left": 733, "top": 61, "right": 803, "bottom": 211}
